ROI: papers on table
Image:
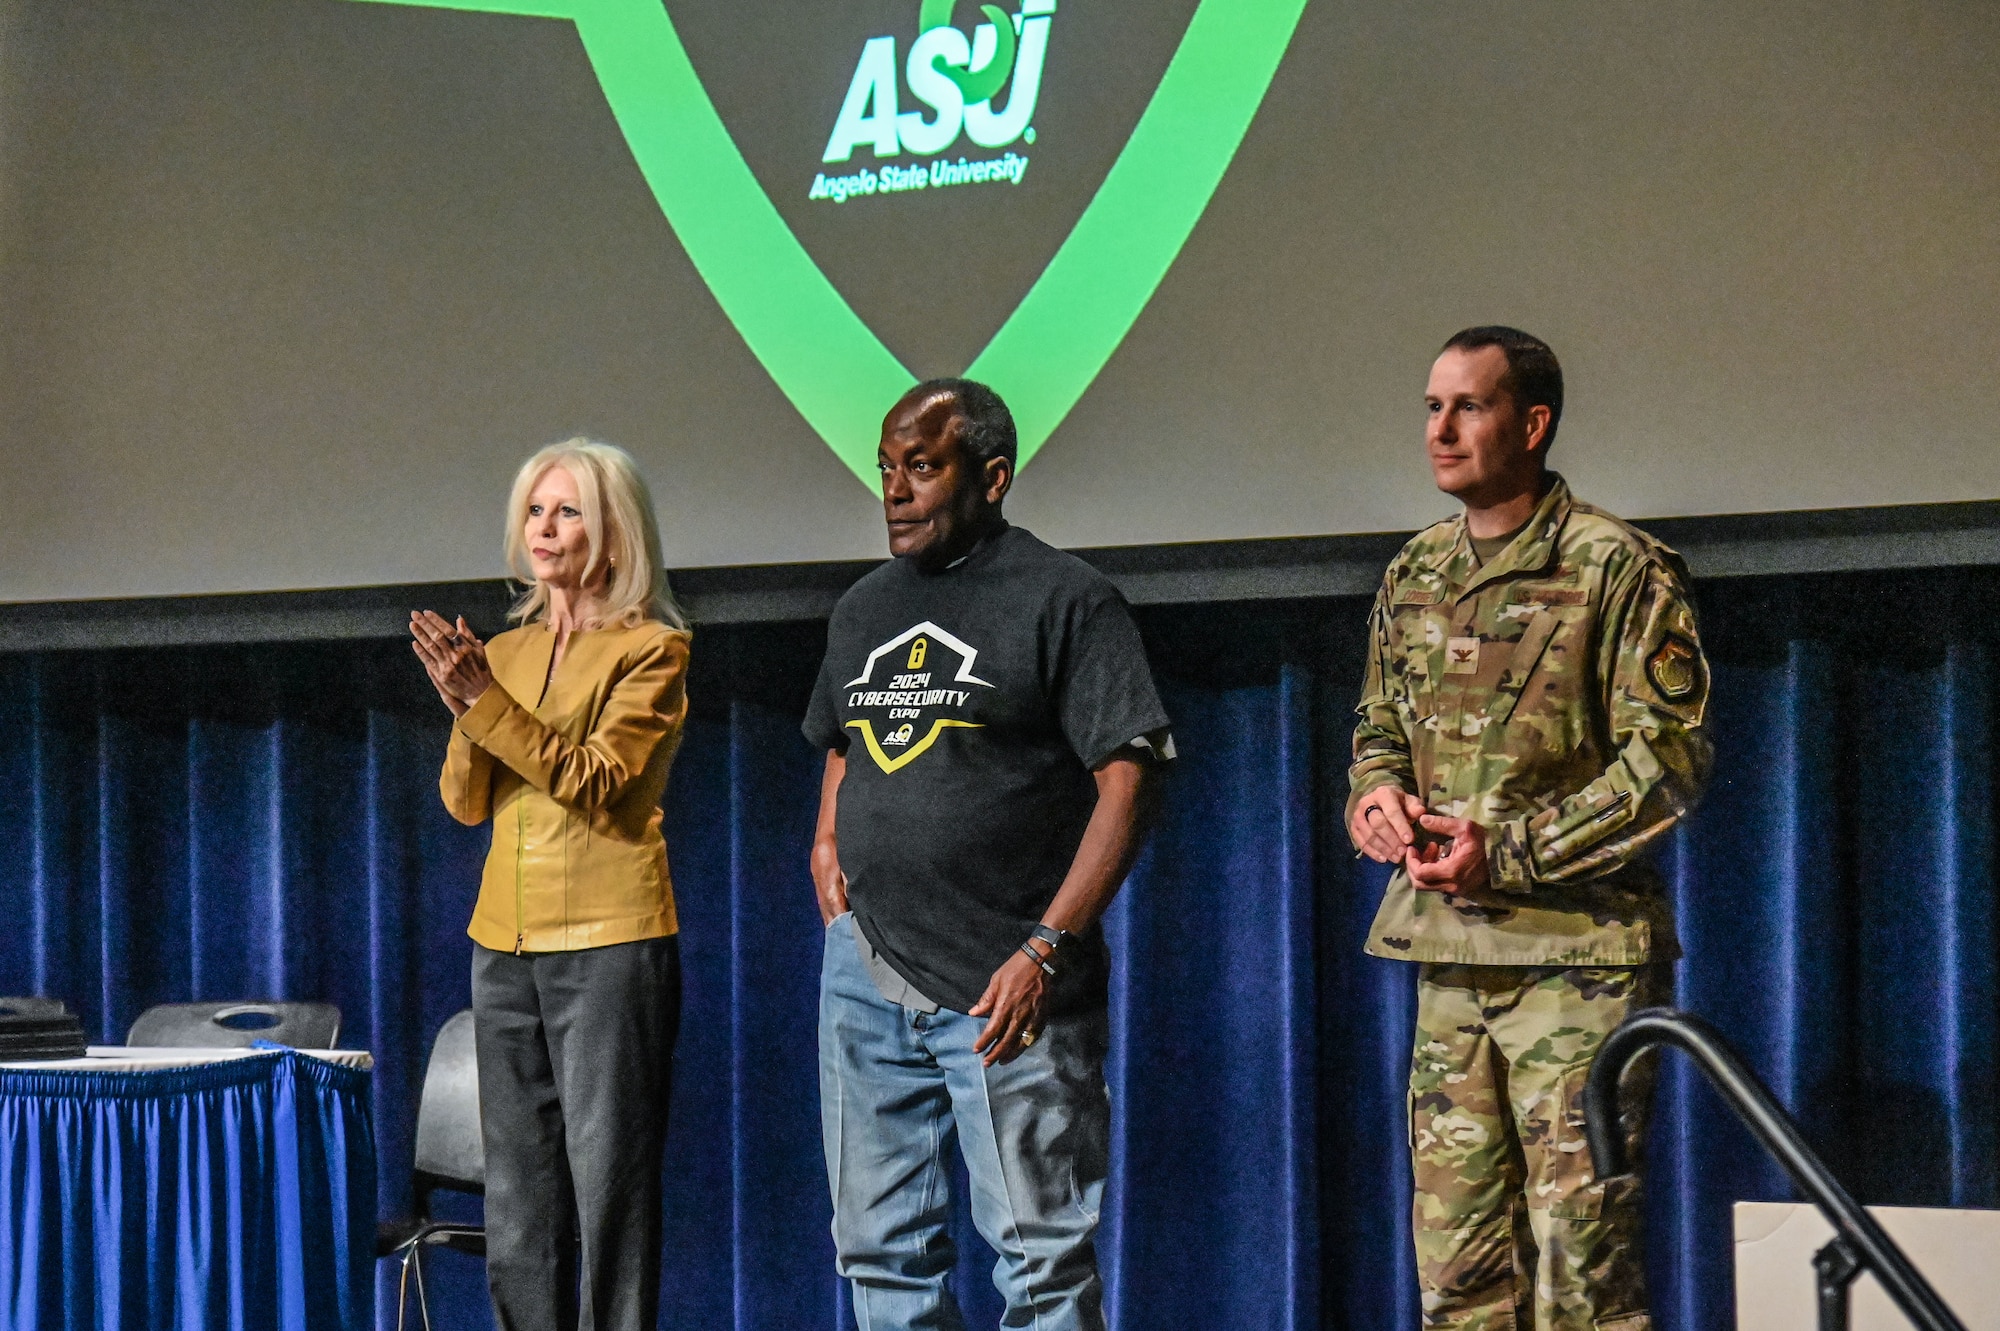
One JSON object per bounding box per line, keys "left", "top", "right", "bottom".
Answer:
{"left": 0, "top": 1046, "right": 373, "bottom": 1072}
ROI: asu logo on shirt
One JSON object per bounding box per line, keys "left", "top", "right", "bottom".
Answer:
{"left": 843, "top": 621, "right": 993, "bottom": 773}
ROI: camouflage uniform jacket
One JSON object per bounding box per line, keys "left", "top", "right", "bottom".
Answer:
{"left": 1348, "top": 475, "right": 1713, "bottom": 965}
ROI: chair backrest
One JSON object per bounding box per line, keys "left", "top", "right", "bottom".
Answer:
{"left": 413, "top": 1009, "right": 484, "bottom": 1199}
{"left": 126, "top": 1001, "right": 342, "bottom": 1049}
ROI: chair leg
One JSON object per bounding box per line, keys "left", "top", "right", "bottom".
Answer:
{"left": 411, "top": 1242, "right": 434, "bottom": 1331}
{"left": 395, "top": 1247, "right": 416, "bottom": 1331}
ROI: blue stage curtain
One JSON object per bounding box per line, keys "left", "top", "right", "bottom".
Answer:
{"left": 0, "top": 1050, "right": 374, "bottom": 1331}
{"left": 0, "top": 568, "right": 1994, "bottom": 1331}
{"left": 1644, "top": 572, "right": 1999, "bottom": 1331}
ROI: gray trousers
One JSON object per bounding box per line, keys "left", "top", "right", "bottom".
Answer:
{"left": 471, "top": 936, "right": 680, "bottom": 1331}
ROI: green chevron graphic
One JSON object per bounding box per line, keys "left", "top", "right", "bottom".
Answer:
{"left": 343, "top": 0, "right": 1308, "bottom": 490}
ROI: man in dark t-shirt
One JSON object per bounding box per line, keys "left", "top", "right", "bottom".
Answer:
{"left": 805, "top": 379, "right": 1171, "bottom": 1331}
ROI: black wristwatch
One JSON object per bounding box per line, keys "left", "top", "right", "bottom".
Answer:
{"left": 1018, "top": 923, "right": 1075, "bottom": 977}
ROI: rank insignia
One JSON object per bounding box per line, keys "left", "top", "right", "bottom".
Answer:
{"left": 1445, "top": 637, "right": 1481, "bottom": 674}
{"left": 1647, "top": 632, "right": 1701, "bottom": 699}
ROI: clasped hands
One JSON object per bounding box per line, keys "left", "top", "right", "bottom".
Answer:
{"left": 410, "top": 610, "right": 493, "bottom": 717}
{"left": 1349, "top": 786, "right": 1489, "bottom": 895}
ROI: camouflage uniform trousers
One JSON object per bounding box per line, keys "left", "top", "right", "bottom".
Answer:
{"left": 1409, "top": 963, "right": 1666, "bottom": 1331}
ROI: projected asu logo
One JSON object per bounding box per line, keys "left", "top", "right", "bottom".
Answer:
{"left": 341, "top": 0, "right": 1306, "bottom": 490}
{"left": 810, "top": 0, "right": 1054, "bottom": 205}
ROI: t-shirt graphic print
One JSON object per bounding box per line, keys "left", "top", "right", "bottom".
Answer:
{"left": 804, "top": 525, "right": 1172, "bottom": 1014}
{"left": 841, "top": 621, "right": 992, "bottom": 775}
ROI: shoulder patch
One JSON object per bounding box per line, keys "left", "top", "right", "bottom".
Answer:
{"left": 1647, "top": 632, "right": 1702, "bottom": 699}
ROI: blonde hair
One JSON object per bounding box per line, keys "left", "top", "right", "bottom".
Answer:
{"left": 502, "top": 439, "right": 688, "bottom": 632}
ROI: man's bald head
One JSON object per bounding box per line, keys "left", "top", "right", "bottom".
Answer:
{"left": 877, "top": 378, "right": 1016, "bottom": 567}
{"left": 892, "top": 378, "right": 1017, "bottom": 469}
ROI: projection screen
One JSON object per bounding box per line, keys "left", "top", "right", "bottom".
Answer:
{"left": 1, "top": 0, "right": 1995, "bottom": 602}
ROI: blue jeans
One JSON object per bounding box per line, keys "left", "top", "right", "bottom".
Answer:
{"left": 818, "top": 913, "right": 1110, "bottom": 1331}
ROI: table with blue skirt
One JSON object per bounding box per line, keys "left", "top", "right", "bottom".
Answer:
{"left": 0, "top": 1046, "right": 377, "bottom": 1331}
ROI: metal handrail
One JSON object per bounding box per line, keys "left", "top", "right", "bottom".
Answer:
{"left": 1583, "top": 1007, "right": 1965, "bottom": 1331}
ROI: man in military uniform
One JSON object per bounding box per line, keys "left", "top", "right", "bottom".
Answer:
{"left": 1348, "top": 326, "right": 1713, "bottom": 1331}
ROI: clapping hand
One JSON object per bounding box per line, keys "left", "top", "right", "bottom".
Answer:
{"left": 410, "top": 611, "right": 493, "bottom": 717}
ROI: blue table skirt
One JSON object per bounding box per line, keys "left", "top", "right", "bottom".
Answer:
{"left": 0, "top": 1051, "right": 376, "bottom": 1331}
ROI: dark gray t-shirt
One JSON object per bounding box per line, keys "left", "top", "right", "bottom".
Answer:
{"left": 803, "top": 524, "right": 1171, "bottom": 1014}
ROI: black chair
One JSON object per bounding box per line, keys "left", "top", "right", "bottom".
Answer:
{"left": 377, "top": 1009, "right": 485, "bottom": 1331}
{"left": 126, "top": 1001, "right": 342, "bottom": 1049}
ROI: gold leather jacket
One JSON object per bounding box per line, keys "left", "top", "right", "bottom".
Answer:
{"left": 441, "top": 620, "right": 691, "bottom": 953}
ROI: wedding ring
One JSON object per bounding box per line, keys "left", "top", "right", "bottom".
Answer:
{"left": 1019, "top": 1030, "right": 1038, "bottom": 1048}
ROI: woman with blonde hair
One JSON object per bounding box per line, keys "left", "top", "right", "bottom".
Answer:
{"left": 409, "top": 438, "right": 690, "bottom": 1331}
